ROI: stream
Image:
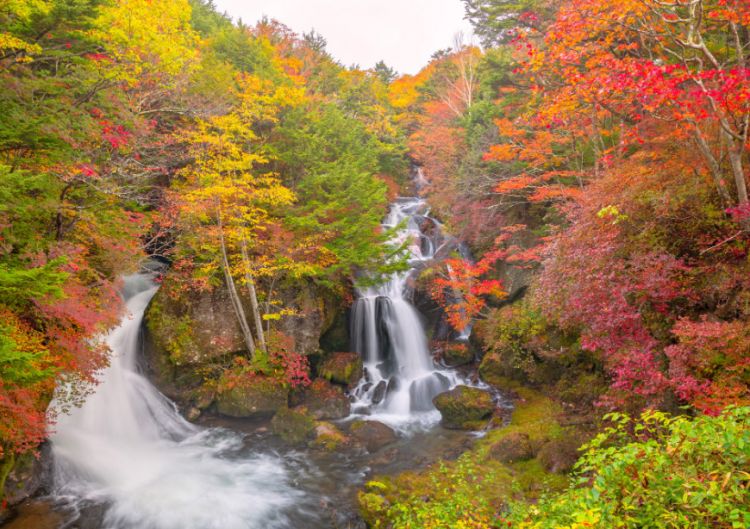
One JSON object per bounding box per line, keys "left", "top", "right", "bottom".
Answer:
{"left": 3, "top": 176, "right": 495, "bottom": 529}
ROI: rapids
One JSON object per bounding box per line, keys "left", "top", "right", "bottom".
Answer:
{"left": 49, "top": 275, "right": 305, "bottom": 529}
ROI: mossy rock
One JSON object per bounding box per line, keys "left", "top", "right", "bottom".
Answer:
{"left": 537, "top": 433, "right": 586, "bottom": 474}
{"left": 433, "top": 386, "right": 494, "bottom": 430}
{"left": 350, "top": 420, "right": 397, "bottom": 452}
{"left": 318, "top": 352, "right": 363, "bottom": 386}
{"left": 215, "top": 376, "right": 288, "bottom": 418}
{"left": 442, "top": 342, "right": 474, "bottom": 367}
{"left": 311, "top": 421, "right": 351, "bottom": 451}
{"left": 145, "top": 282, "right": 246, "bottom": 367}
{"left": 488, "top": 431, "right": 534, "bottom": 463}
{"left": 296, "top": 378, "right": 351, "bottom": 420}
{"left": 270, "top": 407, "right": 316, "bottom": 445}
{"left": 478, "top": 351, "right": 510, "bottom": 388}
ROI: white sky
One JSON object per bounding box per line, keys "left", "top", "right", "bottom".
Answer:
{"left": 212, "top": 0, "right": 474, "bottom": 75}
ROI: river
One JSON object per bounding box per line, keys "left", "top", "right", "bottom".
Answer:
{"left": 4, "top": 178, "right": 493, "bottom": 529}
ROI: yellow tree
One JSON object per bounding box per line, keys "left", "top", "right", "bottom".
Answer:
{"left": 91, "top": 0, "right": 199, "bottom": 90}
{"left": 179, "top": 73, "right": 302, "bottom": 357}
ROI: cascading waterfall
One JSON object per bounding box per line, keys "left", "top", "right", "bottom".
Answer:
{"left": 350, "top": 182, "right": 464, "bottom": 427}
{"left": 49, "top": 274, "right": 300, "bottom": 529}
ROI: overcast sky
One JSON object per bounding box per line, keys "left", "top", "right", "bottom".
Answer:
{"left": 212, "top": 0, "right": 474, "bottom": 75}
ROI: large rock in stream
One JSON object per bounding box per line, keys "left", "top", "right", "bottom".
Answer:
{"left": 433, "top": 386, "right": 495, "bottom": 430}
{"left": 215, "top": 377, "right": 288, "bottom": 418}
{"left": 270, "top": 407, "right": 317, "bottom": 445}
{"left": 349, "top": 420, "right": 397, "bottom": 452}
{"left": 295, "top": 378, "right": 351, "bottom": 420}
{"left": 143, "top": 274, "right": 342, "bottom": 405}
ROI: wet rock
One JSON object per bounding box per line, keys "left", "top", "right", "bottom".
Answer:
{"left": 371, "top": 380, "right": 387, "bottom": 405}
{"left": 319, "top": 309, "right": 350, "bottom": 354}
{"left": 296, "top": 378, "right": 351, "bottom": 420}
{"left": 1, "top": 445, "right": 51, "bottom": 509}
{"left": 143, "top": 275, "right": 342, "bottom": 404}
{"left": 185, "top": 407, "right": 201, "bottom": 422}
{"left": 385, "top": 376, "right": 400, "bottom": 396}
{"left": 369, "top": 446, "right": 399, "bottom": 466}
{"left": 350, "top": 420, "right": 397, "bottom": 452}
{"left": 318, "top": 352, "right": 363, "bottom": 387}
{"left": 311, "top": 421, "right": 351, "bottom": 451}
{"left": 194, "top": 389, "right": 215, "bottom": 411}
{"left": 488, "top": 432, "right": 534, "bottom": 463}
{"left": 215, "top": 376, "right": 288, "bottom": 418}
{"left": 145, "top": 282, "right": 246, "bottom": 366}
{"left": 433, "top": 386, "right": 494, "bottom": 430}
{"left": 537, "top": 436, "right": 584, "bottom": 474}
{"left": 442, "top": 342, "right": 473, "bottom": 367}
{"left": 270, "top": 407, "right": 317, "bottom": 446}
{"left": 1, "top": 500, "right": 65, "bottom": 529}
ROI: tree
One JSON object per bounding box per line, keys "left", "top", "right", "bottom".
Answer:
{"left": 462, "top": 0, "right": 546, "bottom": 47}
{"left": 177, "top": 74, "right": 301, "bottom": 358}
{"left": 374, "top": 60, "right": 397, "bottom": 84}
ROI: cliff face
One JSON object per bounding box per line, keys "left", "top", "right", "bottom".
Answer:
{"left": 142, "top": 274, "right": 344, "bottom": 405}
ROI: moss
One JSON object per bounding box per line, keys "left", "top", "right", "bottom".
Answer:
{"left": 311, "top": 421, "right": 349, "bottom": 451}
{"left": 317, "top": 352, "right": 362, "bottom": 386}
{"left": 433, "top": 386, "right": 494, "bottom": 430}
{"left": 0, "top": 453, "right": 15, "bottom": 502}
{"left": 358, "top": 385, "right": 571, "bottom": 528}
{"left": 145, "top": 293, "right": 200, "bottom": 366}
{"left": 442, "top": 342, "right": 474, "bottom": 366}
{"left": 475, "top": 381, "right": 563, "bottom": 459}
{"left": 215, "top": 376, "right": 288, "bottom": 418}
{"left": 358, "top": 490, "right": 390, "bottom": 528}
{"left": 270, "top": 407, "right": 316, "bottom": 445}
{"left": 508, "top": 459, "right": 568, "bottom": 500}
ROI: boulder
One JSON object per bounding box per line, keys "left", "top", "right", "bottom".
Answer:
{"left": 442, "top": 342, "right": 473, "bottom": 367}
{"left": 143, "top": 275, "right": 343, "bottom": 406}
{"left": 297, "top": 378, "right": 351, "bottom": 420}
{"left": 433, "top": 386, "right": 494, "bottom": 430}
{"left": 145, "top": 282, "right": 246, "bottom": 366}
{"left": 216, "top": 376, "right": 288, "bottom": 418}
{"left": 488, "top": 432, "right": 534, "bottom": 463}
{"left": 349, "top": 420, "right": 397, "bottom": 452}
{"left": 276, "top": 281, "right": 340, "bottom": 356}
{"left": 537, "top": 436, "right": 583, "bottom": 474}
{"left": 1, "top": 445, "right": 51, "bottom": 509}
{"left": 371, "top": 380, "right": 387, "bottom": 405}
{"left": 311, "top": 421, "right": 351, "bottom": 451}
{"left": 270, "top": 407, "right": 316, "bottom": 446}
{"left": 318, "top": 352, "right": 363, "bottom": 387}
{"left": 185, "top": 407, "right": 201, "bottom": 422}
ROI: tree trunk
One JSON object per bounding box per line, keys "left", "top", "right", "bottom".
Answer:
{"left": 726, "top": 133, "right": 749, "bottom": 208}
{"left": 216, "top": 207, "right": 256, "bottom": 357}
{"left": 240, "top": 238, "right": 267, "bottom": 354}
{"left": 692, "top": 124, "right": 733, "bottom": 207}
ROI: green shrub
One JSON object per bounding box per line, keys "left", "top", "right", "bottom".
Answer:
{"left": 508, "top": 407, "right": 750, "bottom": 529}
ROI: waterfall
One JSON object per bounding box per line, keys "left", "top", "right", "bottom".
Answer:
{"left": 350, "top": 190, "right": 463, "bottom": 428}
{"left": 49, "top": 274, "right": 300, "bottom": 529}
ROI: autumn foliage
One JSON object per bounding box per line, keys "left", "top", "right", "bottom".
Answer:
{"left": 405, "top": 0, "right": 750, "bottom": 414}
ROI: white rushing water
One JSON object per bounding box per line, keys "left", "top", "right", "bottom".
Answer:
{"left": 49, "top": 274, "right": 300, "bottom": 529}
{"left": 350, "top": 193, "right": 464, "bottom": 429}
